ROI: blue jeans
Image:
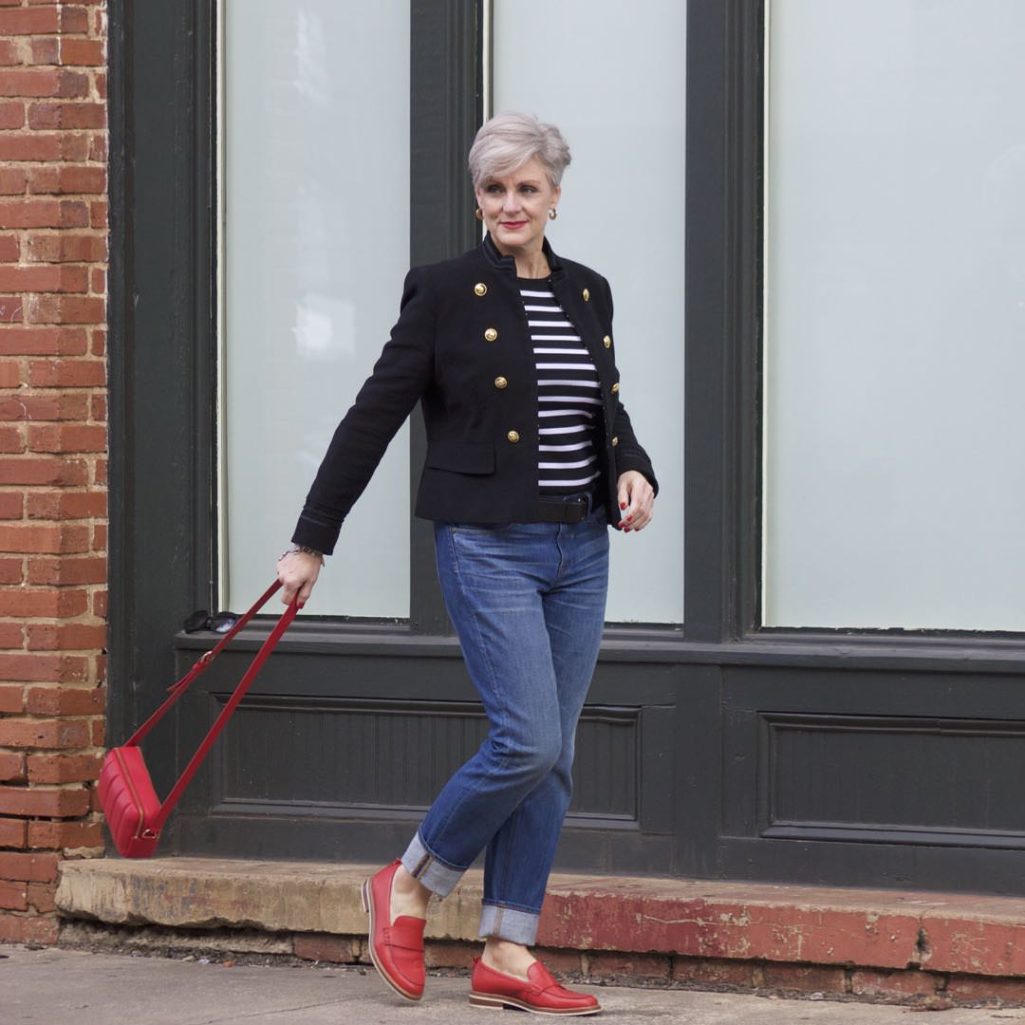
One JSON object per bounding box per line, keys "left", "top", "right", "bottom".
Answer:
{"left": 400, "top": 508, "right": 609, "bottom": 946}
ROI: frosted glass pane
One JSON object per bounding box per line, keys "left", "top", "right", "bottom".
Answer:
{"left": 494, "top": 0, "right": 686, "bottom": 624}
{"left": 223, "top": 2, "right": 410, "bottom": 617}
{"left": 764, "top": 1, "right": 1025, "bottom": 630}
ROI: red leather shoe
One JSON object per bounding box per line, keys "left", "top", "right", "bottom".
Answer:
{"left": 360, "top": 860, "right": 426, "bottom": 1001}
{"left": 469, "top": 957, "right": 601, "bottom": 1016}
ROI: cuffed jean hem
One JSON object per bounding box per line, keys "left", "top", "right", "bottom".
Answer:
{"left": 400, "top": 830, "right": 464, "bottom": 898}
{"left": 478, "top": 903, "right": 541, "bottom": 946}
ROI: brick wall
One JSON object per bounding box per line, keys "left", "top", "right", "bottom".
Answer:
{"left": 0, "top": 0, "right": 109, "bottom": 945}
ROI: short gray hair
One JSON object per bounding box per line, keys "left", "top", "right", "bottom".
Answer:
{"left": 468, "top": 112, "right": 572, "bottom": 189}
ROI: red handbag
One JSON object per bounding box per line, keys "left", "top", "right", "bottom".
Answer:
{"left": 98, "top": 581, "right": 299, "bottom": 858}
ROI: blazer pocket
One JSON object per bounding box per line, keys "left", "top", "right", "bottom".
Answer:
{"left": 425, "top": 441, "right": 496, "bottom": 475}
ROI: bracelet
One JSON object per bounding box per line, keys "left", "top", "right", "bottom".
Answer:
{"left": 279, "top": 544, "right": 324, "bottom": 564}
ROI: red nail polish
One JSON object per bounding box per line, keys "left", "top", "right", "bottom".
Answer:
{"left": 619, "top": 502, "right": 627, "bottom": 510}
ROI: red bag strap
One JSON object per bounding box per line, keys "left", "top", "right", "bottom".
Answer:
{"left": 122, "top": 580, "right": 300, "bottom": 833}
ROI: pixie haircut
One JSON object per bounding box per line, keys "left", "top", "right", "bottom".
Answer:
{"left": 468, "top": 112, "right": 572, "bottom": 189}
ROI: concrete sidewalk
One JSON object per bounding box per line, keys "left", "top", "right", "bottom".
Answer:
{"left": 4, "top": 946, "right": 1025, "bottom": 1025}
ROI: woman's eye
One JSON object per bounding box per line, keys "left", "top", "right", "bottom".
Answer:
{"left": 521, "top": 186, "right": 537, "bottom": 194}
{"left": 486, "top": 184, "right": 502, "bottom": 194}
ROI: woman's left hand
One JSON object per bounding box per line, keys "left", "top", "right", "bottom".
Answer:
{"left": 616, "top": 471, "right": 655, "bottom": 533}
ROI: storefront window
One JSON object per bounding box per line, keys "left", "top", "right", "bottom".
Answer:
{"left": 493, "top": 0, "right": 686, "bottom": 624}
{"left": 764, "top": 0, "right": 1025, "bottom": 631}
{"left": 221, "top": 1, "right": 411, "bottom": 616}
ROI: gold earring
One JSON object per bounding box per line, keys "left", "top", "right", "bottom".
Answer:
{"left": 475, "top": 208, "right": 484, "bottom": 222}
{"left": 548, "top": 208, "right": 558, "bottom": 221}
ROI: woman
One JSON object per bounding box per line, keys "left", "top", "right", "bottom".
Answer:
{"left": 278, "top": 112, "right": 656, "bottom": 1017}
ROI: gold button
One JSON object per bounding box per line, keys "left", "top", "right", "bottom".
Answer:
{"left": 484, "top": 327, "right": 498, "bottom": 342}
{"left": 611, "top": 382, "right": 620, "bottom": 394}
{"left": 494, "top": 376, "right": 508, "bottom": 390}
{"left": 506, "top": 430, "right": 520, "bottom": 443}
{"left": 611, "top": 436, "right": 619, "bottom": 447}
{"left": 474, "top": 282, "right": 487, "bottom": 297}
{"left": 582, "top": 288, "right": 590, "bottom": 302}
{"left": 603, "top": 335, "right": 612, "bottom": 349}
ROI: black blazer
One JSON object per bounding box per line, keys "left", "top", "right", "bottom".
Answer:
{"left": 293, "top": 235, "right": 658, "bottom": 555}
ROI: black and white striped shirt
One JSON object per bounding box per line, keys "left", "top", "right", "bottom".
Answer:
{"left": 518, "top": 278, "right": 601, "bottom": 496}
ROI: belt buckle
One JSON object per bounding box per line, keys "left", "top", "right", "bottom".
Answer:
{"left": 564, "top": 493, "right": 591, "bottom": 523}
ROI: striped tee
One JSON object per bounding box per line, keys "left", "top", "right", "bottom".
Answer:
{"left": 518, "top": 278, "right": 602, "bottom": 496}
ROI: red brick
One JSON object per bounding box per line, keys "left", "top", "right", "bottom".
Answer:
{"left": 849, "top": 968, "right": 940, "bottom": 1000}
{"left": 0, "top": 851, "right": 59, "bottom": 883}
{"left": 0, "top": 361, "right": 21, "bottom": 387}
{"left": 26, "top": 556, "right": 104, "bottom": 586}
{"left": 59, "top": 6, "right": 90, "bottom": 33}
{"left": 59, "top": 134, "right": 89, "bottom": 161}
{"left": 59, "top": 39, "right": 104, "bottom": 66}
{"left": 0, "top": 618, "right": 24, "bottom": 644}
{"left": 946, "top": 974, "right": 1025, "bottom": 1005}
{"left": 26, "top": 881, "right": 55, "bottom": 913}
{"left": 90, "top": 392, "right": 105, "bottom": 421}
{"left": 586, "top": 951, "right": 671, "bottom": 982}
{"left": 27, "top": 424, "right": 106, "bottom": 453}
{"left": 0, "top": 167, "right": 27, "bottom": 195}
{"left": 29, "top": 36, "right": 58, "bottom": 66}
{"left": 0, "top": 587, "right": 87, "bottom": 616}
{"left": 92, "top": 522, "right": 105, "bottom": 550}
{"left": 25, "top": 685, "right": 104, "bottom": 715}
{"left": 0, "top": 197, "right": 60, "bottom": 227}
{"left": 0, "top": 751, "right": 25, "bottom": 781}
{"left": 0, "top": 816, "right": 27, "bottom": 847}
{"left": 90, "top": 200, "right": 106, "bottom": 229}
{"left": 89, "top": 716, "right": 103, "bottom": 746}
{"left": 0, "top": 234, "right": 18, "bottom": 261}
{"left": 0, "top": 265, "right": 88, "bottom": 293}
{"left": 91, "top": 266, "right": 105, "bottom": 294}
{"left": 27, "top": 752, "right": 102, "bottom": 784}
{"left": 0, "top": 556, "right": 22, "bottom": 584}
{"left": 293, "top": 933, "right": 362, "bottom": 964}
{"left": 759, "top": 963, "right": 848, "bottom": 996}
{"left": 58, "top": 70, "right": 89, "bottom": 99}
{"left": 0, "top": 438, "right": 23, "bottom": 462}
{"left": 0, "top": 69, "right": 61, "bottom": 98}
{"left": 0, "top": 101, "right": 22, "bottom": 129}
{"left": 0, "top": 134, "right": 62, "bottom": 163}
{"left": 27, "top": 490, "right": 106, "bottom": 519}
{"left": 0, "top": 522, "right": 91, "bottom": 552}
{"left": 0, "top": 651, "right": 88, "bottom": 681}
{"left": 28, "top": 101, "right": 105, "bottom": 130}
{"left": 0, "top": 295, "right": 23, "bottom": 322}
{"left": 27, "top": 818, "right": 101, "bottom": 850}
{"left": 93, "top": 458, "right": 106, "bottom": 485}
{"left": 0, "top": 327, "right": 88, "bottom": 356}
{"left": 0, "top": 38, "right": 18, "bottom": 66}
{"left": 26, "top": 622, "right": 106, "bottom": 651}
{"left": 418, "top": 940, "right": 477, "bottom": 970}
{"left": 0, "top": 784, "right": 90, "bottom": 818}
{"left": 672, "top": 956, "right": 756, "bottom": 988}
{"left": 27, "top": 354, "right": 105, "bottom": 383}
{"left": 0, "top": 717, "right": 89, "bottom": 749}
{"left": 26, "top": 233, "right": 106, "bottom": 263}
{"left": 0, "top": 682, "right": 23, "bottom": 712}
{"left": 0, "top": 911, "right": 60, "bottom": 945}
{"left": 0, "top": 8, "right": 59, "bottom": 35}
{"left": 92, "top": 589, "right": 106, "bottom": 618}
{"left": 26, "top": 295, "right": 105, "bottom": 326}
{"left": 0, "top": 880, "right": 28, "bottom": 911}
{"left": 89, "top": 132, "right": 106, "bottom": 162}
{"left": 0, "top": 393, "right": 90, "bottom": 422}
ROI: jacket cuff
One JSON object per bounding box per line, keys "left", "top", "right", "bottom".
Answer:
{"left": 291, "top": 509, "right": 343, "bottom": 557}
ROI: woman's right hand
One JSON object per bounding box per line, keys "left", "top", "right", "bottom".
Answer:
{"left": 277, "top": 549, "right": 323, "bottom": 607}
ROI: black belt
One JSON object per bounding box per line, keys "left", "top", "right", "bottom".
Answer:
{"left": 534, "top": 492, "right": 600, "bottom": 524}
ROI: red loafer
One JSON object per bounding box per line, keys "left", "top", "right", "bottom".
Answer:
{"left": 469, "top": 957, "right": 601, "bottom": 1016}
{"left": 360, "top": 860, "right": 426, "bottom": 1001}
